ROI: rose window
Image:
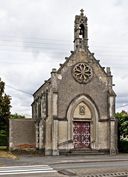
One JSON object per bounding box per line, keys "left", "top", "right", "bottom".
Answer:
{"left": 72, "top": 62, "right": 93, "bottom": 84}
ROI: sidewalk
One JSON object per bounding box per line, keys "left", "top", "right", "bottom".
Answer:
{"left": 49, "top": 154, "right": 128, "bottom": 165}
{"left": 62, "top": 167, "right": 128, "bottom": 177}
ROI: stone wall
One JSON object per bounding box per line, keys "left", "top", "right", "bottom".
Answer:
{"left": 9, "top": 119, "right": 36, "bottom": 150}
{"left": 57, "top": 51, "right": 108, "bottom": 120}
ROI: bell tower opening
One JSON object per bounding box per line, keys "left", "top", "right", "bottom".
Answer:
{"left": 74, "top": 9, "right": 88, "bottom": 51}
{"left": 79, "top": 24, "right": 85, "bottom": 39}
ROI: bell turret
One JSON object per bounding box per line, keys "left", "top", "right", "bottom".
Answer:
{"left": 74, "top": 9, "right": 88, "bottom": 51}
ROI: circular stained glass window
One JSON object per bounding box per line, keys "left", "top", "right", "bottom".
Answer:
{"left": 72, "top": 62, "right": 93, "bottom": 84}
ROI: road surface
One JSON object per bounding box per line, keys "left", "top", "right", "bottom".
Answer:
{"left": 0, "top": 154, "right": 128, "bottom": 176}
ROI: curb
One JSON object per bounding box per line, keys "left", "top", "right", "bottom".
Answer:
{"left": 50, "top": 159, "right": 128, "bottom": 165}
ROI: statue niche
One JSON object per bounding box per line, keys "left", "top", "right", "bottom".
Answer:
{"left": 73, "top": 102, "right": 91, "bottom": 119}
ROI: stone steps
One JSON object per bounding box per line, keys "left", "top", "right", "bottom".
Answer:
{"left": 59, "top": 149, "right": 106, "bottom": 156}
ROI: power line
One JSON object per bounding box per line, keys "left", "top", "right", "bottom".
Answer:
{"left": 6, "top": 85, "right": 33, "bottom": 96}
{"left": 0, "top": 39, "right": 70, "bottom": 46}
{"left": 0, "top": 42, "right": 127, "bottom": 51}
{"left": 0, "top": 37, "right": 127, "bottom": 56}
{"left": 0, "top": 35, "right": 71, "bottom": 42}
{"left": 0, "top": 46, "right": 127, "bottom": 56}
{"left": 0, "top": 34, "right": 127, "bottom": 45}
{"left": 117, "top": 103, "right": 128, "bottom": 109}
{"left": 0, "top": 45, "right": 127, "bottom": 54}
{"left": 0, "top": 36, "right": 127, "bottom": 48}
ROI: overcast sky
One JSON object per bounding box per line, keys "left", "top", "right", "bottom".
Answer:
{"left": 0, "top": 0, "right": 128, "bottom": 116}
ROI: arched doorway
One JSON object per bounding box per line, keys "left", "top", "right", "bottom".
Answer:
{"left": 67, "top": 95, "right": 99, "bottom": 150}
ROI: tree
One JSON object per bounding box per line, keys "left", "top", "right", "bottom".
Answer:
{"left": 116, "top": 111, "right": 128, "bottom": 139}
{"left": 0, "top": 78, "right": 11, "bottom": 147}
{"left": 116, "top": 110, "right": 128, "bottom": 152}
{"left": 10, "top": 113, "right": 25, "bottom": 119}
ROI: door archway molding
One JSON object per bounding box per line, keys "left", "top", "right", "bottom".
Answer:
{"left": 66, "top": 94, "right": 99, "bottom": 149}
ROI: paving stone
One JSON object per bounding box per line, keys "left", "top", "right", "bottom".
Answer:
{"left": 72, "top": 167, "right": 128, "bottom": 177}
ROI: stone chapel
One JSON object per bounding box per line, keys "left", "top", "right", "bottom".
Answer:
{"left": 32, "top": 10, "right": 118, "bottom": 155}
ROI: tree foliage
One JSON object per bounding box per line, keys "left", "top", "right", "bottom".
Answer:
{"left": 10, "top": 113, "right": 25, "bottom": 119}
{"left": 0, "top": 78, "right": 11, "bottom": 147}
{"left": 116, "top": 110, "right": 128, "bottom": 140}
{"left": 0, "top": 78, "right": 11, "bottom": 122}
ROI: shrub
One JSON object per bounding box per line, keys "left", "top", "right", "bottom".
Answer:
{"left": 119, "top": 139, "right": 128, "bottom": 153}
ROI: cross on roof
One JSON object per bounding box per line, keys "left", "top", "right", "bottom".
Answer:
{"left": 80, "top": 9, "right": 84, "bottom": 15}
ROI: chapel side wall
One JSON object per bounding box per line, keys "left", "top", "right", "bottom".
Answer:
{"left": 9, "top": 119, "right": 35, "bottom": 150}
{"left": 32, "top": 81, "right": 52, "bottom": 154}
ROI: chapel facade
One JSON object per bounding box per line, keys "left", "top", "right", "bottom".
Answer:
{"left": 32, "top": 10, "right": 118, "bottom": 155}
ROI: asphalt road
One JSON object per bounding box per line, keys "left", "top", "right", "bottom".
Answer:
{"left": 0, "top": 154, "right": 128, "bottom": 177}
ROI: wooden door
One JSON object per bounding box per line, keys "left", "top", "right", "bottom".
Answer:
{"left": 73, "top": 121, "right": 90, "bottom": 149}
